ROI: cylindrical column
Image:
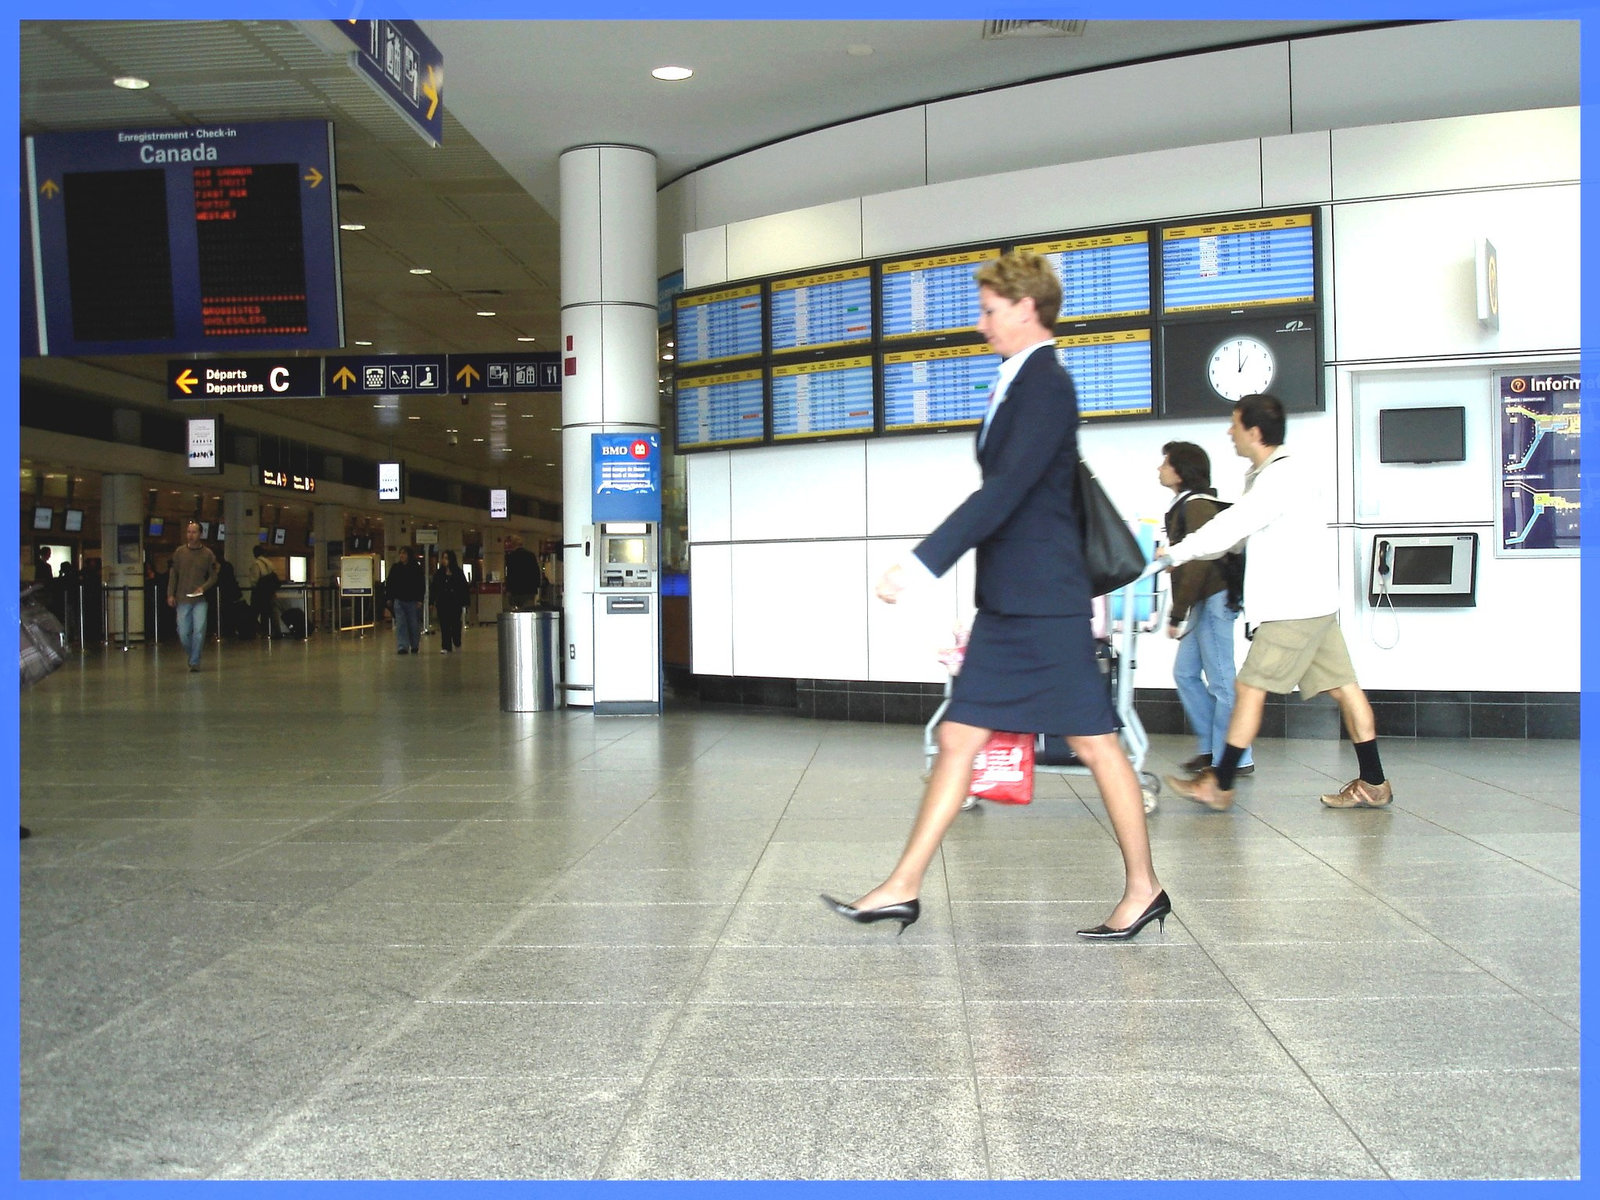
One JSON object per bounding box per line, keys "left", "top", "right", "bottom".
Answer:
{"left": 223, "top": 491, "right": 257, "bottom": 580}
{"left": 559, "top": 143, "right": 659, "bottom": 708}
{"left": 314, "top": 504, "right": 344, "bottom": 584}
{"left": 100, "top": 473, "right": 144, "bottom": 644}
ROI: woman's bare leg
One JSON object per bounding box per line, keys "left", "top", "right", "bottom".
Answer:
{"left": 1066, "top": 731, "right": 1162, "bottom": 929}
{"left": 850, "top": 719, "right": 992, "bottom": 910}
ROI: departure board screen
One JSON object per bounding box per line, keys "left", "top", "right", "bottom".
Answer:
{"left": 676, "top": 368, "right": 765, "bottom": 451}
{"left": 1018, "top": 231, "right": 1151, "bottom": 324}
{"left": 26, "top": 121, "right": 342, "bottom": 356}
{"left": 1161, "top": 212, "right": 1316, "bottom": 314}
{"left": 674, "top": 284, "right": 764, "bottom": 366}
{"left": 1054, "top": 329, "right": 1154, "bottom": 419}
{"left": 879, "top": 248, "right": 999, "bottom": 340}
{"left": 881, "top": 343, "right": 999, "bottom": 432}
{"left": 771, "top": 355, "right": 875, "bottom": 440}
{"left": 769, "top": 265, "right": 873, "bottom": 353}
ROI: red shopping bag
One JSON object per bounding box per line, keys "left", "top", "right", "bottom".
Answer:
{"left": 969, "top": 731, "right": 1035, "bottom": 805}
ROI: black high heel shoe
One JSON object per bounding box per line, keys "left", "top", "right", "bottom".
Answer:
{"left": 819, "top": 894, "right": 920, "bottom": 934}
{"left": 1076, "top": 890, "right": 1171, "bottom": 941}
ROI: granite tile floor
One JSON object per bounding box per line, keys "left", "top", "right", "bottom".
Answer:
{"left": 16, "top": 630, "right": 1581, "bottom": 1180}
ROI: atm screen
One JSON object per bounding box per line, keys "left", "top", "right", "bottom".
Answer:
{"left": 607, "top": 538, "right": 647, "bottom": 565}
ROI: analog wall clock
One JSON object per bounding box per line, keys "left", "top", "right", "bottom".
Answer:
{"left": 1207, "top": 334, "right": 1275, "bottom": 401}
{"left": 1160, "top": 312, "right": 1321, "bottom": 418}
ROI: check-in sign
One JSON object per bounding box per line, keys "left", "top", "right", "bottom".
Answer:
{"left": 169, "top": 358, "right": 323, "bottom": 400}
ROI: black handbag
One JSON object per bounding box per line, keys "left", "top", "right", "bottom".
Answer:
{"left": 1075, "top": 457, "right": 1146, "bottom": 596}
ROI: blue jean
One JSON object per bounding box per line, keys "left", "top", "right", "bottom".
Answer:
{"left": 1173, "top": 590, "right": 1253, "bottom": 766}
{"left": 175, "top": 599, "right": 207, "bottom": 667}
{"left": 393, "top": 600, "right": 422, "bottom": 651}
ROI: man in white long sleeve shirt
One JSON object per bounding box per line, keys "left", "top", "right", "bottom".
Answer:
{"left": 1152, "top": 394, "right": 1392, "bottom": 812}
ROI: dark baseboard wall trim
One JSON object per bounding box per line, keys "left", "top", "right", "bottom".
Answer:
{"left": 663, "top": 669, "right": 1579, "bottom": 740}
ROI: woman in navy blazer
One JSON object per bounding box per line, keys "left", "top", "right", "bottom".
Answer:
{"left": 822, "top": 252, "right": 1168, "bottom": 940}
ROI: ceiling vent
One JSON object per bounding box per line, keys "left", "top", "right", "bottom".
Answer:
{"left": 982, "top": 20, "right": 1087, "bottom": 40}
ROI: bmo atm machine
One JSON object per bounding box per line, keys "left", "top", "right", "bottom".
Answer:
{"left": 589, "top": 434, "right": 662, "bottom": 714}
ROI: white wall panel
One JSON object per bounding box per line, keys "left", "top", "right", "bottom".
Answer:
{"left": 1349, "top": 368, "right": 1497, "bottom": 526}
{"left": 726, "top": 199, "right": 863, "bottom": 280}
{"left": 925, "top": 44, "right": 1289, "bottom": 186}
{"left": 692, "top": 108, "right": 928, "bottom": 229}
{"left": 1331, "top": 186, "right": 1580, "bottom": 362}
{"left": 682, "top": 226, "right": 728, "bottom": 289}
{"left": 656, "top": 178, "right": 691, "bottom": 275}
{"left": 1331, "top": 107, "right": 1578, "bottom": 201}
{"left": 1293, "top": 21, "right": 1579, "bottom": 134}
{"left": 864, "top": 433, "right": 980, "bottom": 538}
{"left": 1261, "top": 131, "right": 1332, "bottom": 207}
{"left": 686, "top": 452, "right": 731, "bottom": 543}
{"left": 861, "top": 142, "right": 1266, "bottom": 259}
{"left": 866, "top": 538, "right": 966, "bottom": 685}
{"left": 689, "top": 542, "right": 733, "bottom": 676}
{"left": 729, "top": 441, "right": 866, "bottom": 541}
{"left": 731, "top": 541, "right": 868, "bottom": 679}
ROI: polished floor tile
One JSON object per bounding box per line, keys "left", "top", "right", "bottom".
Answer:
{"left": 16, "top": 634, "right": 1581, "bottom": 1179}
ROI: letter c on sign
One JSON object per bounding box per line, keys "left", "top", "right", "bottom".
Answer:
{"left": 270, "top": 367, "right": 289, "bottom": 393}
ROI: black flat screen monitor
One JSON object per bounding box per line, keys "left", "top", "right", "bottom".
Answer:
{"left": 1054, "top": 329, "right": 1154, "bottom": 420}
{"left": 770, "top": 354, "right": 875, "bottom": 441}
{"left": 1161, "top": 212, "right": 1316, "bottom": 314}
{"left": 879, "top": 248, "right": 999, "bottom": 341}
{"left": 769, "top": 265, "right": 873, "bottom": 353}
{"left": 148, "top": 517, "right": 164, "bottom": 538}
{"left": 1379, "top": 406, "right": 1467, "bottom": 463}
{"left": 674, "top": 284, "right": 764, "bottom": 367}
{"left": 1017, "top": 231, "right": 1151, "bottom": 324}
{"left": 32, "top": 506, "right": 54, "bottom": 531}
{"left": 63, "top": 508, "right": 84, "bottom": 532}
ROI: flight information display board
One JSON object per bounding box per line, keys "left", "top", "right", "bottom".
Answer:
{"left": 1161, "top": 212, "right": 1316, "bottom": 314}
{"left": 676, "top": 367, "right": 765, "bottom": 451}
{"left": 1018, "top": 231, "right": 1151, "bottom": 324}
{"left": 674, "top": 284, "right": 764, "bottom": 366}
{"left": 769, "top": 265, "right": 873, "bottom": 353}
{"left": 881, "top": 343, "right": 998, "bottom": 432}
{"left": 879, "top": 248, "right": 999, "bottom": 340}
{"left": 25, "top": 120, "right": 343, "bottom": 356}
{"left": 1055, "top": 329, "right": 1154, "bottom": 419}
{"left": 1497, "top": 372, "right": 1580, "bottom": 556}
{"left": 770, "top": 355, "right": 875, "bottom": 440}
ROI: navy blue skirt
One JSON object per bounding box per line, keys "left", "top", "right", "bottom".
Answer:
{"left": 944, "top": 609, "right": 1117, "bottom": 737}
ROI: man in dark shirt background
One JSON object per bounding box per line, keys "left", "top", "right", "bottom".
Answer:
{"left": 504, "top": 536, "right": 544, "bottom": 610}
{"left": 386, "top": 546, "right": 425, "bottom": 654}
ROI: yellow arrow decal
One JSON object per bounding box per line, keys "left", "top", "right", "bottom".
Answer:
{"left": 39, "top": 179, "right": 59, "bottom": 199}
{"left": 455, "top": 363, "right": 479, "bottom": 387}
{"left": 423, "top": 65, "right": 441, "bottom": 121}
{"left": 174, "top": 369, "right": 197, "bottom": 396}
{"left": 303, "top": 166, "right": 323, "bottom": 188}
{"left": 331, "top": 365, "right": 357, "bottom": 391}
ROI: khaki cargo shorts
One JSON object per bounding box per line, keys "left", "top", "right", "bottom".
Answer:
{"left": 1237, "top": 613, "right": 1358, "bottom": 699}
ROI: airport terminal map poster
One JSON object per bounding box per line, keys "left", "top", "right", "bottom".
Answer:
{"left": 1497, "top": 371, "right": 1579, "bottom": 556}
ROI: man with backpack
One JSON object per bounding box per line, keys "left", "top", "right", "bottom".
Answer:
{"left": 1159, "top": 441, "right": 1254, "bottom": 778}
{"left": 1154, "top": 394, "right": 1393, "bottom": 812}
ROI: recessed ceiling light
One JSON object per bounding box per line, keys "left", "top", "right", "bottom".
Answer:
{"left": 339, "top": 222, "right": 366, "bottom": 231}
{"left": 545, "top": 462, "right": 556, "bottom": 467}
{"left": 652, "top": 65, "right": 693, "bottom": 81}
{"left": 354, "top": 339, "right": 373, "bottom": 346}
{"left": 472, "top": 437, "right": 485, "bottom": 443}
{"left": 409, "top": 267, "right": 432, "bottom": 275}
{"left": 113, "top": 76, "right": 150, "bottom": 90}
{"left": 407, "top": 415, "right": 421, "bottom": 421}
{"left": 476, "top": 311, "right": 497, "bottom": 317}
{"left": 661, "top": 353, "right": 675, "bottom": 361}
{"left": 516, "top": 336, "right": 536, "bottom": 342}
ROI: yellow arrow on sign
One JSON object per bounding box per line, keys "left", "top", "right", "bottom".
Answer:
{"left": 303, "top": 166, "right": 324, "bottom": 188}
{"left": 455, "top": 363, "right": 480, "bottom": 387}
{"left": 39, "top": 179, "right": 59, "bottom": 199}
{"left": 423, "top": 65, "right": 441, "bottom": 121}
{"left": 331, "top": 365, "right": 357, "bottom": 391}
{"left": 174, "top": 369, "right": 198, "bottom": 396}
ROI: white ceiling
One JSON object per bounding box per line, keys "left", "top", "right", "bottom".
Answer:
{"left": 19, "top": 17, "right": 1385, "bottom": 503}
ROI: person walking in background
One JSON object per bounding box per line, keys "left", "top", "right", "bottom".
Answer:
{"left": 167, "top": 520, "right": 219, "bottom": 672}
{"left": 504, "top": 536, "right": 544, "bottom": 611}
{"left": 821, "top": 250, "right": 1166, "bottom": 941}
{"left": 1157, "top": 394, "right": 1393, "bottom": 811}
{"left": 433, "top": 549, "right": 470, "bottom": 653}
{"left": 247, "top": 544, "right": 282, "bottom": 640}
{"left": 1159, "top": 441, "right": 1254, "bottom": 777}
{"left": 386, "top": 545, "right": 425, "bottom": 655}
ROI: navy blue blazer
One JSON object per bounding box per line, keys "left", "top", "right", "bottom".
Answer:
{"left": 913, "top": 346, "right": 1092, "bottom": 618}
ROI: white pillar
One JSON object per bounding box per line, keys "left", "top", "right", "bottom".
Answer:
{"left": 100, "top": 473, "right": 145, "bottom": 642}
{"left": 314, "top": 504, "right": 344, "bottom": 584}
{"left": 223, "top": 491, "right": 258, "bottom": 579}
{"left": 559, "top": 143, "right": 659, "bottom": 708}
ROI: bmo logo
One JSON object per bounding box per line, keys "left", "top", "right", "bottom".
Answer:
{"left": 631, "top": 440, "right": 651, "bottom": 458}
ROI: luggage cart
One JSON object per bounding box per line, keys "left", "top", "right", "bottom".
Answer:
{"left": 924, "top": 573, "right": 1162, "bottom": 814}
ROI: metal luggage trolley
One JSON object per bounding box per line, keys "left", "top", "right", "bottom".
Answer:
{"left": 924, "top": 573, "right": 1163, "bottom": 814}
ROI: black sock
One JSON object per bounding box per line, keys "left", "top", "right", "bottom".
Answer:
{"left": 1213, "top": 744, "right": 1246, "bottom": 789}
{"left": 1353, "top": 738, "right": 1385, "bottom": 786}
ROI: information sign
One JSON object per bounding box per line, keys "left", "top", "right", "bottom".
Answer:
{"left": 449, "top": 353, "right": 562, "bottom": 392}
{"left": 881, "top": 343, "right": 998, "bottom": 432}
{"left": 332, "top": 19, "right": 444, "bottom": 148}
{"left": 1054, "top": 329, "right": 1154, "bottom": 419}
{"left": 592, "top": 433, "right": 662, "bottom": 522}
{"left": 187, "top": 416, "right": 224, "bottom": 474}
{"left": 1017, "top": 231, "right": 1151, "bottom": 324}
{"left": 771, "top": 355, "right": 875, "bottom": 440}
{"left": 1497, "top": 372, "right": 1580, "bottom": 556}
{"left": 675, "top": 368, "right": 765, "bottom": 450}
{"left": 325, "top": 355, "right": 449, "bottom": 396}
{"left": 1161, "top": 213, "right": 1315, "bottom": 314}
{"left": 880, "top": 248, "right": 999, "bottom": 340}
{"left": 169, "top": 357, "right": 323, "bottom": 400}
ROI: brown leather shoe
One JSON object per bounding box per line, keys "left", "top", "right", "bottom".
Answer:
{"left": 1180, "top": 752, "right": 1212, "bottom": 773}
{"left": 1320, "top": 778, "right": 1393, "bottom": 808}
{"left": 1164, "top": 768, "right": 1235, "bottom": 812}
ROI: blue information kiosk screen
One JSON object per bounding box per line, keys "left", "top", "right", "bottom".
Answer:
{"left": 771, "top": 355, "right": 875, "bottom": 440}
{"left": 676, "top": 368, "right": 765, "bottom": 451}
{"left": 769, "top": 266, "right": 873, "bottom": 352}
{"left": 879, "top": 248, "right": 998, "bottom": 340}
{"left": 1054, "top": 329, "right": 1154, "bottom": 419}
{"left": 881, "top": 343, "right": 998, "bottom": 432}
{"left": 1018, "top": 231, "right": 1151, "bottom": 323}
{"left": 1161, "top": 213, "right": 1316, "bottom": 314}
{"left": 25, "top": 120, "right": 343, "bottom": 356}
{"left": 675, "top": 285, "right": 764, "bottom": 367}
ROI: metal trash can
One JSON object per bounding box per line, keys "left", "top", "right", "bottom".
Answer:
{"left": 498, "top": 609, "right": 562, "bottom": 711}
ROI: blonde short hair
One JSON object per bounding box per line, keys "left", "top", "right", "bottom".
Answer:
{"left": 973, "top": 251, "right": 1061, "bottom": 329}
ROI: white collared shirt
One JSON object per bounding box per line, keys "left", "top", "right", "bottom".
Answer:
{"left": 977, "top": 337, "right": 1054, "bottom": 450}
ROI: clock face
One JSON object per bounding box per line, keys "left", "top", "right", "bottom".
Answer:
{"left": 1207, "top": 335, "right": 1276, "bottom": 401}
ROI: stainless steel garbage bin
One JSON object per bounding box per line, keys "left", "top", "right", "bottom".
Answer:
{"left": 498, "top": 609, "right": 561, "bottom": 711}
